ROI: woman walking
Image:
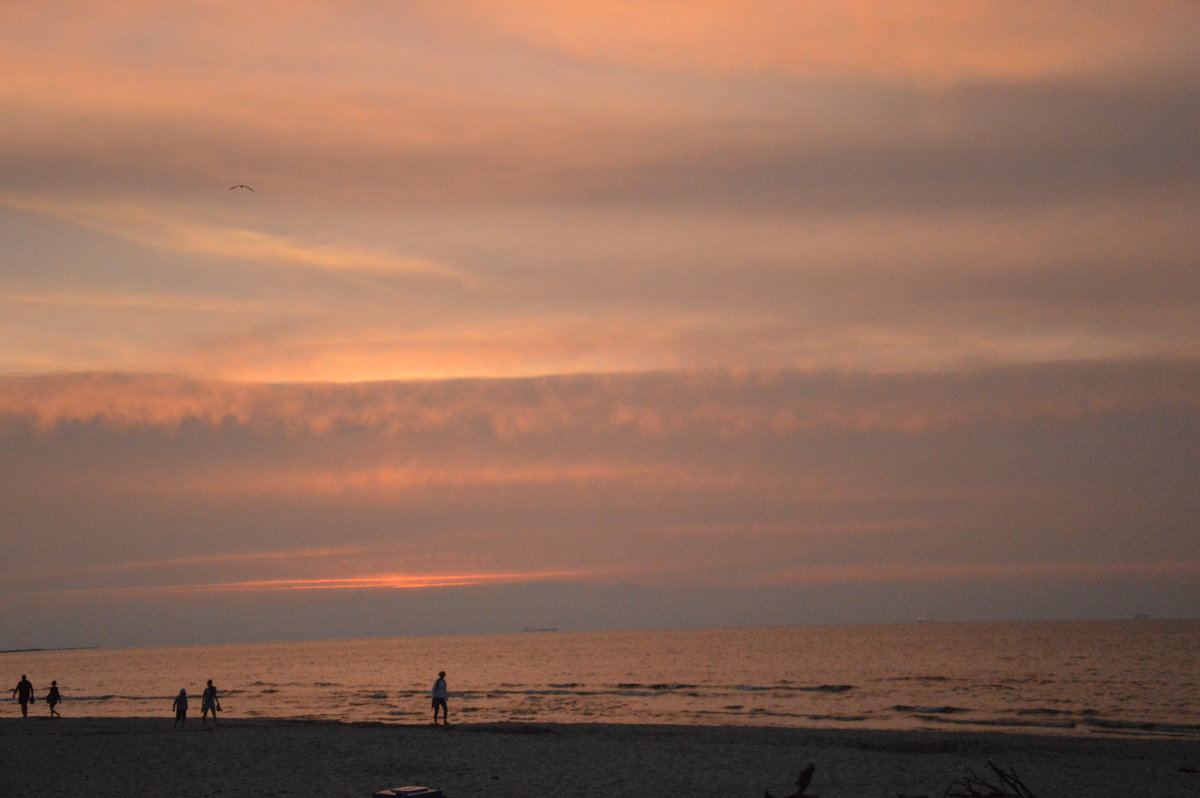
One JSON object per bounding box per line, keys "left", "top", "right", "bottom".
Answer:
{"left": 45, "top": 681, "right": 62, "bottom": 717}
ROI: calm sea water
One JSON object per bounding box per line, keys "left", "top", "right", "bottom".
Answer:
{"left": 5, "top": 621, "right": 1197, "bottom": 738}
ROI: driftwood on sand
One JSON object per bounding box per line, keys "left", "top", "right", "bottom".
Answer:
{"left": 895, "top": 762, "right": 1036, "bottom": 798}
{"left": 766, "top": 761, "right": 1036, "bottom": 798}
{"left": 764, "top": 762, "right": 816, "bottom": 798}
{"left": 939, "top": 762, "right": 1036, "bottom": 797}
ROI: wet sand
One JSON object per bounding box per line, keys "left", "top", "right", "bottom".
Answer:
{"left": 2, "top": 717, "right": 1197, "bottom": 797}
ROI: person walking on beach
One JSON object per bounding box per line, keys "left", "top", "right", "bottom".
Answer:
{"left": 45, "top": 680, "right": 62, "bottom": 718}
{"left": 431, "top": 670, "right": 449, "bottom": 725}
{"left": 11, "top": 674, "right": 34, "bottom": 717}
{"left": 172, "top": 688, "right": 188, "bottom": 728}
{"left": 201, "top": 679, "right": 221, "bottom": 727}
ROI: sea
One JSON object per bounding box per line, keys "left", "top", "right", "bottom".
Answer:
{"left": 4, "top": 620, "right": 1197, "bottom": 738}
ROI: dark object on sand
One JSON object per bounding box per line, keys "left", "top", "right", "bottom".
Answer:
{"left": 765, "top": 761, "right": 816, "bottom": 797}
{"left": 373, "top": 787, "right": 443, "bottom": 798}
{"left": 940, "top": 758, "right": 1036, "bottom": 796}
{"left": 228, "top": 184, "right": 254, "bottom": 191}
{"left": 936, "top": 762, "right": 1035, "bottom": 798}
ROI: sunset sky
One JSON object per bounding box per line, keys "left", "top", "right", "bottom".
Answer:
{"left": 2, "top": 1, "right": 1198, "bottom": 648}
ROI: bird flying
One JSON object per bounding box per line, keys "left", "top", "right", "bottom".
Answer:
{"left": 228, "top": 184, "right": 254, "bottom": 191}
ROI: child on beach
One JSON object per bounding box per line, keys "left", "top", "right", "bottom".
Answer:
{"left": 172, "top": 688, "right": 188, "bottom": 728}
{"left": 45, "top": 680, "right": 62, "bottom": 717}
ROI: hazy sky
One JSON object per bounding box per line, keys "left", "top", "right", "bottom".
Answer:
{"left": 2, "top": 1, "right": 1197, "bottom": 648}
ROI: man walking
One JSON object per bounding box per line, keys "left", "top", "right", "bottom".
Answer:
{"left": 431, "top": 670, "right": 449, "bottom": 725}
{"left": 11, "top": 674, "right": 34, "bottom": 717}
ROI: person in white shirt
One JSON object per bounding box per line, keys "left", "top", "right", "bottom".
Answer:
{"left": 431, "top": 671, "right": 449, "bottom": 725}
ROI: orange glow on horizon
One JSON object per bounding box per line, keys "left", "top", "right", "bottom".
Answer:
{"left": 10, "top": 560, "right": 1197, "bottom": 602}
{"left": 140, "top": 462, "right": 752, "bottom": 500}
{"left": 4, "top": 569, "right": 594, "bottom": 600}
{"left": 202, "top": 570, "right": 587, "bottom": 592}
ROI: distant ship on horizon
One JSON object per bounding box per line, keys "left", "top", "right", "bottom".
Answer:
{"left": 521, "top": 626, "right": 559, "bottom": 633}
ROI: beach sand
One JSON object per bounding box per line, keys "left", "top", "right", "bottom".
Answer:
{"left": 2, "top": 718, "right": 1197, "bottom": 797}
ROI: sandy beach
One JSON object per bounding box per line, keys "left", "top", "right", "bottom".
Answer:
{"left": 2, "top": 718, "right": 1197, "bottom": 797}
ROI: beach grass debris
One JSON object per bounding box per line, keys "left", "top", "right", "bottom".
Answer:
{"left": 894, "top": 762, "right": 1035, "bottom": 798}
{"left": 939, "top": 762, "right": 1035, "bottom": 797}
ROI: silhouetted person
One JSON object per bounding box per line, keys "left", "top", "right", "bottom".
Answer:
{"left": 431, "top": 671, "right": 449, "bottom": 725}
{"left": 172, "top": 688, "right": 188, "bottom": 728}
{"left": 11, "top": 674, "right": 34, "bottom": 717}
{"left": 45, "top": 681, "right": 62, "bottom": 718}
{"left": 201, "top": 679, "right": 221, "bottom": 727}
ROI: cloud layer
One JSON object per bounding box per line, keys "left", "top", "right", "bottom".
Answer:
{"left": 2, "top": 1, "right": 1198, "bottom": 381}
{"left": 1, "top": 3, "right": 1198, "bottom": 645}
{"left": 2, "top": 363, "right": 1197, "bottom": 645}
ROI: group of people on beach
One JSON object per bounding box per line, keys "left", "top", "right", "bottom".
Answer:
{"left": 10, "top": 674, "right": 63, "bottom": 717}
{"left": 13, "top": 671, "right": 450, "bottom": 726}
{"left": 10, "top": 673, "right": 220, "bottom": 727}
{"left": 171, "top": 679, "right": 222, "bottom": 728}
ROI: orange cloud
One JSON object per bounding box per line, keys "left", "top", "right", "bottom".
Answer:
{"left": 758, "top": 560, "right": 1200, "bottom": 587}
{"left": 0, "top": 195, "right": 473, "bottom": 283}
{"left": 7, "top": 1, "right": 1184, "bottom": 90}
{"left": 444, "top": 0, "right": 1189, "bottom": 84}
{"left": 6, "top": 568, "right": 591, "bottom": 599}
{"left": 2, "top": 366, "right": 1199, "bottom": 440}
{"left": 204, "top": 569, "right": 586, "bottom": 592}
{"left": 74, "top": 546, "right": 372, "bottom": 575}
{"left": 139, "top": 462, "right": 745, "bottom": 500}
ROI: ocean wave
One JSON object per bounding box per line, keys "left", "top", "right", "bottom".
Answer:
{"left": 891, "top": 705, "right": 971, "bottom": 715}
{"left": 470, "top": 682, "right": 856, "bottom": 698}
{"left": 914, "top": 714, "right": 1077, "bottom": 730}
{"left": 1084, "top": 718, "right": 1200, "bottom": 737}
{"left": 526, "top": 689, "right": 611, "bottom": 696}
{"left": 692, "top": 707, "right": 868, "bottom": 723}
{"left": 481, "top": 686, "right": 697, "bottom": 698}
{"left": 896, "top": 709, "right": 1200, "bottom": 738}
{"left": 72, "top": 693, "right": 245, "bottom": 703}
{"left": 736, "top": 684, "right": 854, "bottom": 693}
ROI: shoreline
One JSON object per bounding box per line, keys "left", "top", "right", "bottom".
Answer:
{"left": 3, "top": 717, "right": 1197, "bottom": 797}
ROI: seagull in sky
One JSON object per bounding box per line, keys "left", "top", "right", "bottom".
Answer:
{"left": 228, "top": 184, "right": 254, "bottom": 191}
